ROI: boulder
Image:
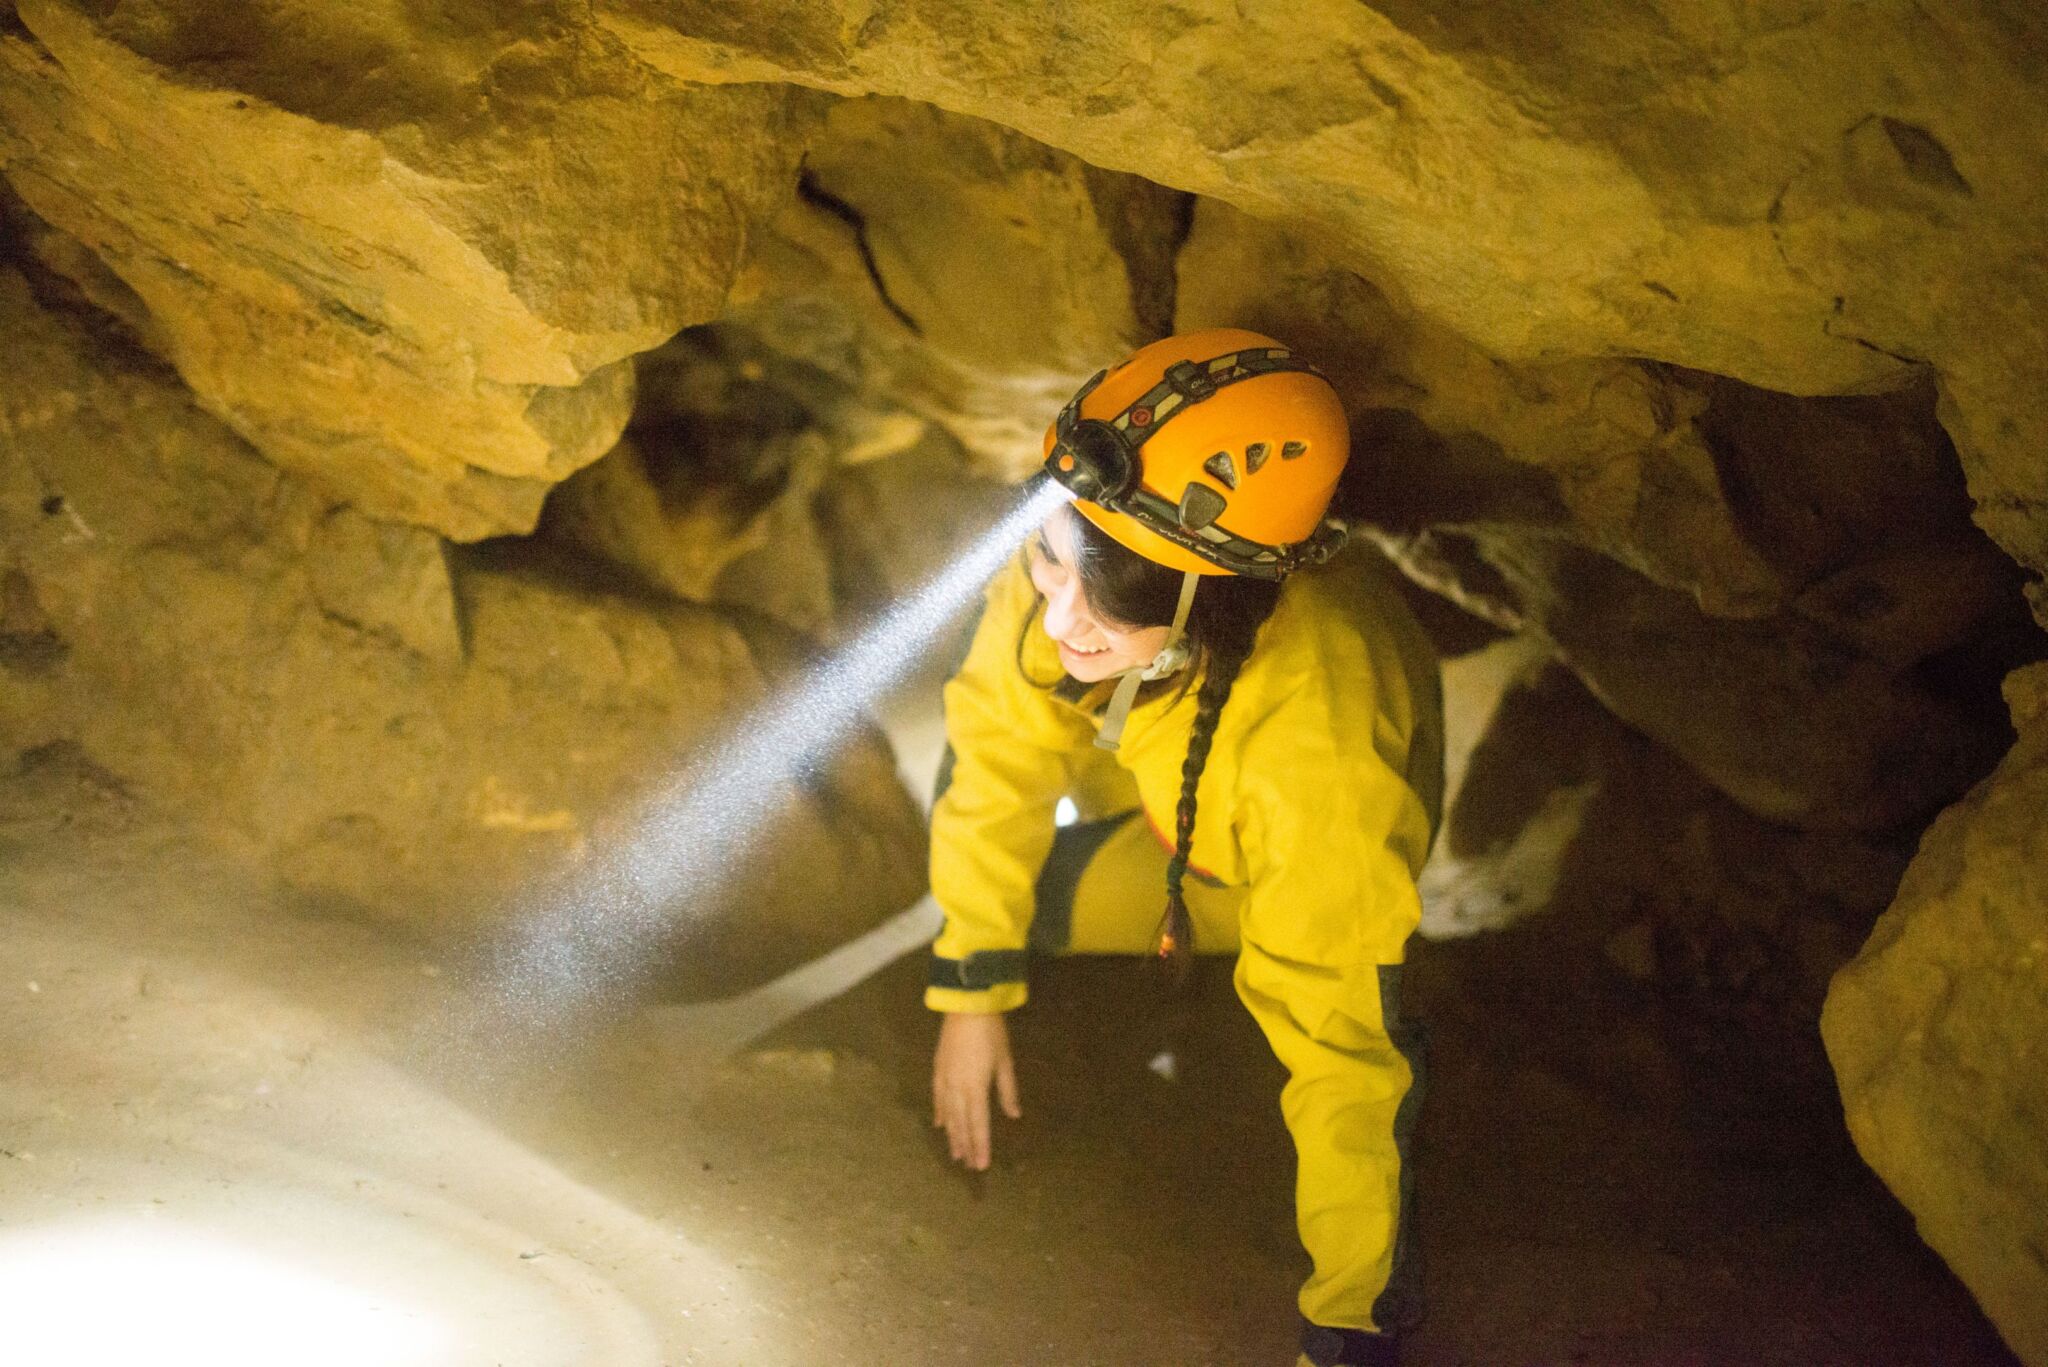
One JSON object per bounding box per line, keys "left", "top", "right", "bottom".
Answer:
{"left": 1386, "top": 525, "right": 2016, "bottom": 830}
{"left": 1823, "top": 662, "right": 2048, "bottom": 1365}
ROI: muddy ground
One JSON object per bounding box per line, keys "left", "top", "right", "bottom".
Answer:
{"left": 0, "top": 741, "right": 2018, "bottom": 1367}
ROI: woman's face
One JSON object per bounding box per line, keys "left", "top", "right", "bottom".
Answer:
{"left": 1028, "top": 508, "right": 1172, "bottom": 683}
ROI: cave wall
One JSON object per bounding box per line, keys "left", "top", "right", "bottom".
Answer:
{"left": 0, "top": 249, "right": 926, "bottom": 995}
{"left": 3, "top": 1, "right": 2047, "bottom": 1354}
{"left": 0, "top": 0, "right": 815, "bottom": 538}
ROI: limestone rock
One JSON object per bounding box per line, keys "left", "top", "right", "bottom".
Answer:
{"left": 544, "top": 430, "right": 840, "bottom": 636}
{"left": 1176, "top": 199, "right": 1784, "bottom": 617}
{"left": 1357, "top": 326, "right": 2035, "bottom": 829}
{"left": 816, "top": 427, "right": 1022, "bottom": 618}
{"left": 606, "top": 0, "right": 2048, "bottom": 621}
{"left": 727, "top": 94, "right": 1185, "bottom": 478}
{"left": 0, "top": 260, "right": 925, "bottom": 993}
{"left": 540, "top": 319, "right": 1024, "bottom": 639}
{"left": 1387, "top": 525, "right": 2014, "bottom": 830}
{"left": 541, "top": 325, "right": 894, "bottom": 636}
{"left": 1823, "top": 662, "right": 2048, "bottom": 1365}
{"left": 307, "top": 506, "right": 462, "bottom": 667}
{"left": 0, "top": 0, "right": 816, "bottom": 538}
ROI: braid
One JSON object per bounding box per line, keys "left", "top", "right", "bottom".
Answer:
{"left": 1156, "top": 630, "right": 1255, "bottom": 979}
{"left": 1057, "top": 508, "right": 1282, "bottom": 980}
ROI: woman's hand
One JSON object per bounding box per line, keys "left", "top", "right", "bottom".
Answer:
{"left": 932, "top": 1010, "right": 1023, "bottom": 1171}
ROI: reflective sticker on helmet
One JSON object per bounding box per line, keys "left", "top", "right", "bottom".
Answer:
{"left": 1281, "top": 440, "right": 1308, "bottom": 460}
{"left": 1245, "top": 441, "right": 1270, "bottom": 474}
{"left": 1203, "top": 451, "right": 1239, "bottom": 490}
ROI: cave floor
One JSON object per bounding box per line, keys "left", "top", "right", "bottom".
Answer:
{"left": 0, "top": 800, "right": 2018, "bottom": 1367}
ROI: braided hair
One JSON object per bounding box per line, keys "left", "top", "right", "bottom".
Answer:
{"left": 1067, "top": 511, "right": 1281, "bottom": 974}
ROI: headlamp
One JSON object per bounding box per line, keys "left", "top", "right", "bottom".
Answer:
{"left": 1046, "top": 418, "right": 1137, "bottom": 507}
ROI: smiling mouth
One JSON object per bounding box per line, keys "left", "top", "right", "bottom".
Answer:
{"left": 1059, "top": 641, "right": 1110, "bottom": 658}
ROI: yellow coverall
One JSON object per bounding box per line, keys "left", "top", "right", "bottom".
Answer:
{"left": 925, "top": 547, "right": 1444, "bottom": 1336}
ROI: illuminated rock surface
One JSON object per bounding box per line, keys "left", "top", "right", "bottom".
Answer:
{"left": 0, "top": 0, "right": 812, "bottom": 537}
{"left": 0, "top": 259, "right": 924, "bottom": 994}
{"left": 1824, "top": 663, "right": 2048, "bottom": 1365}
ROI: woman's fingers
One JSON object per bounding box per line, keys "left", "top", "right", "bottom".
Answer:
{"left": 931, "top": 1012, "right": 1017, "bottom": 1170}
{"left": 943, "top": 1088, "right": 968, "bottom": 1163}
{"left": 995, "top": 1050, "right": 1022, "bottom": 1120}
{"left": 936, "top": 1072, "right": 972, "bottom": 1165}
{"left": 966, "top": 1085, "right": 991, "bottom": 1170}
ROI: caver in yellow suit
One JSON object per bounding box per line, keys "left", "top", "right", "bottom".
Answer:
{"left": 925, "top": 329, "right": 1444, "bottom": 1366}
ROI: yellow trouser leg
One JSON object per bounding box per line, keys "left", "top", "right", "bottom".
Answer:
{"left": 1235, "top": 940, "right": 1422, "bottom": 1335}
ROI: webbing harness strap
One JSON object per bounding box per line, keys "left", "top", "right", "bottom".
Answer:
{"left": 1106, "top": 347, "right": 1310, "bottom": 439}
{"left": 1094, "top": 568, "right": 1200, "bottom": 752}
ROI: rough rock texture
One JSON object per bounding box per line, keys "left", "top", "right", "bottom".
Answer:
{"left": 544, "top": 326, "right": 866, "bottom": 637}
{"left": 725, "top": 94, "right": 1186, "bottom": 477}
{"left": 1177, "top": 200, "right": 1782, "bottom": 617}
{"left": 1393, "top": 525, "right": 2023, "bottom": 831}
{"left": 606, "top": 0, "right": 2048, "bottom": 627}
{"left": 1179, "top": 198, "right": 2036, "bottom": 830}
{"left": 0, "top": 257, "right": 925, "bottom": 994}
{"left": 541, "top": 321, "right": 1016, "bottom": 637}
{"left": 546, "top": 431, "right": 841, "bottom": 637}
{"left": 0, "top": 0, "right": 815, "bottom": 538}
{"left": 1823, "top": 662, "right": 2048, "bottom": 1364}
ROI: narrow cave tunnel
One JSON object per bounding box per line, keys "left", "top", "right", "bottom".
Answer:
{"left": 2, "top": 4, "right": 2047, "bottom": 1365}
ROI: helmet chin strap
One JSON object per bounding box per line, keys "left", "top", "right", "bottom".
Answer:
{"left": 1095, "top": 570, "right": 1201, "bottom": 752}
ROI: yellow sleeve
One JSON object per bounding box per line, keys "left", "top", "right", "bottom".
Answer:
{"left": 924, "top": 554, "right": 1093, "bottom": 1014}
{"left": 1231, "top": 682, "right": 1434, "bottom": 1334}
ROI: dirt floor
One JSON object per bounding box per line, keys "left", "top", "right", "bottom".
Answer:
{"left": 0, "top": 752, "right": 2021, "bottom": 1367}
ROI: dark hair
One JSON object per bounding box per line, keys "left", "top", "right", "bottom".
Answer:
{"left": 1065, "top": 511, "right": 1281, "bottom": 969}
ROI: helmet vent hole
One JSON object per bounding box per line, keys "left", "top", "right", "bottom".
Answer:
{"left": 1202, "top": 451, "right": 1239, "bottom": 490}
{"left": 1281, "top": 440, "right": 1308, "bottom": 460}
{"left": 1244, "top": 441, "right": 1270, "bottom": 474}
{"left": 1178, "top": 483, "right": 1228, "bottom": 532}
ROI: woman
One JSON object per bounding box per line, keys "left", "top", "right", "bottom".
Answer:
{"left": 926, "top": 329, "right": 1443, "bottom": 1367}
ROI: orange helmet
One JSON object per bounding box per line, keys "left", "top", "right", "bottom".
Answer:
{"left": 1041, "top": 328, "right": 1350, "bottom": 578}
